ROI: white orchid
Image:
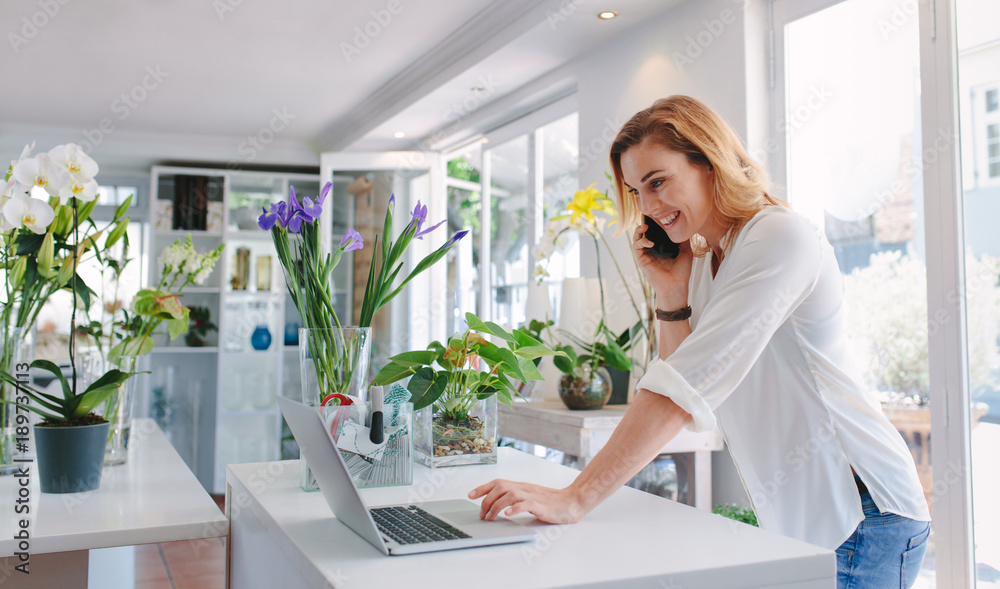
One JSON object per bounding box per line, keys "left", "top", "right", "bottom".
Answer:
{"left": 12, "top": 153, "right": 69, "bottom": 198}
{"left": 10, "top": 142, "right": 35, "bottom": 169}
{"left": 58, "top": 175, "right": 99, "bottom": 203}
{"left": 1, "top": 177, "right": 18, "bottom": 216}
{"left": 2, "top": 193, "right": 55, "bottom": 234}
{"left": 48, "top": 143, "right": 99, "bottom": 181}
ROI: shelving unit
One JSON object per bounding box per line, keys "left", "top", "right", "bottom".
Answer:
{"left": 144, "top": 166, "right": 323, "bottom": 493}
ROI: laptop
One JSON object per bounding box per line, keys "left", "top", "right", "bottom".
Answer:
{"left": 277, "top": 396, "right": 538, "bottom": 555}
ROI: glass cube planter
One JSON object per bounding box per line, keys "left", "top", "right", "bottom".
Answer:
{"left": 415, "top": 395, "right": 497, "bottom": 468}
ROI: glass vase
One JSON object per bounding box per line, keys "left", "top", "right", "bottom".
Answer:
{"left": 558, "top": 364, "right": 612, "bottom": 410}
{"left": 1, "top": 326, "right": 36, "bottom": 475}
{"left": 298, "top": 326, "right": 372, "bottom": 491}
{"left": 78, "top": 349, "right": 139, "bottom": 466}
{"left": 415, "top": 395, "right": 497, "bottom": 468}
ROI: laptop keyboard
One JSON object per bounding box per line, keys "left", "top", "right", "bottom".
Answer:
{"left": 370, "top": 505, "right": 472, "bottom": 545}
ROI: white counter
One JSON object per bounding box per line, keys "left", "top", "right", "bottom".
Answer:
{"left": 0, "top": 418, "right": 227, "bottom": 586}
{"left": 227, "top": 447, "right": 835, "bottom": 588}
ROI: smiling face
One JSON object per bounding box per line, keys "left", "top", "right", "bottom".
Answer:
{"left": 620, "top": 139, "right": 724, "bottom": 249}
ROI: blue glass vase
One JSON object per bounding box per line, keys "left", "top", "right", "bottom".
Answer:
{"left": 250, "top": 325, "right": 272, "bottom": 351}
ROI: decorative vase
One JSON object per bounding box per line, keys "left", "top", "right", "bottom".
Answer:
{"left": 84, "top": 353, "right": 140, "bottom": 466}
{"left": 605, "top": 366, "right": 631, "bottom": 405}
{"left": 250, "top": 325, "right": 272, "bottom": 351}
{"left": 298, "top": 326, "right": 372, "bottom": 490}
{"left": 1, "top": 326, "right": 37, "bottom": 475}
{"left": 414, "top": 395, "right": 498, "bottom": 468}
{"left": 34, "top": 420, "right": 110, "bottom": 493}
{"left": 558, "top": 365, "right": 612, "bottom": 410}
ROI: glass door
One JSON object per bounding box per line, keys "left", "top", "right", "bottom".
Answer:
{"left": 317, "top": 152, "right": 446, "bottom": 368}
{"left": 955, "top": 0, "right": 1000, "bottom": 586}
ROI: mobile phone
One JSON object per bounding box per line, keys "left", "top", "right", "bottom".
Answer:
{"left": 642, "top": 215, "right": 680, "bottom": 259}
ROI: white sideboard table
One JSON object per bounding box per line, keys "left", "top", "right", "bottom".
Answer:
{"left": 226, "top": 448, "right": 834, "bottom": 589}
{"left": 499, "top": 399, "right": 724, "bottom": 509}
{"left": 0, "top": 418, "right": 228, "bottom": 588}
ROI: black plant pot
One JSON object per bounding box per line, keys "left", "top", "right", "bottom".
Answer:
{"left": 35, "top": 421, "right": 110, "bottom": 493}
{"left": 605, "top": 366, "right": 631, "bottom": 405}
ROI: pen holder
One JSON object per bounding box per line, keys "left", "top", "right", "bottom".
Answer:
{"left": 300, "top": 400, "right": 413, "bottom": 491}
{"left": 341, "top": 402, "right": 413, "bottom": 489}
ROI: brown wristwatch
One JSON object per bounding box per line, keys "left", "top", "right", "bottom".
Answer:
{"left": 655, "top": 306, "right": 692, "bottom": 321}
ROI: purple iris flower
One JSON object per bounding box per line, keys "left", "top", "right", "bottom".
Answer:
{"left": 286, "top": 186, "right": 315, "bottom": 233}
{"left": 444, "top": 229, "right": 469, "bottom": 248}
{"left": 409, "top": 200, "right": 445, "bottom": 240}
{"left": 340, "top": 229, "right": 364, "bottom": 252}
{"left": 258, "top": 201, "right": 287, "bottom": 230}
{"left": 301, "top": 196, "right": 322, "bottom": 220}
{"left": 317, "top": 182, "right": 332, "bottom": 207}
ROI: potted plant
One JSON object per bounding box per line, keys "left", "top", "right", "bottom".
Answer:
{"left": 372, "top": 312, "right": 563, "bottom": 467}
{"left": 184, "top": 305, "right": 217, "bottom": 347}
{"left": 526, "top": 318, "right": 635, "bottom": 410}
{"left": 1, "top": 359, "right": 135, "bottom": 492}
{"left": 533, "top": 181, "right": 655, "bottom": 404}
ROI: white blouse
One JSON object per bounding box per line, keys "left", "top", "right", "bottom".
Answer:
{"left": 636, "top": 205, "right": 930, "bottom": 549}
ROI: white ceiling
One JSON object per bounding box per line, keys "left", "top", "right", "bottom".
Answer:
{"left": 0, "top": 0, "right": 684, "bottom": 170}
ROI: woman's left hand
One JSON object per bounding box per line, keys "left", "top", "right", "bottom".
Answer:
{"left": 469, "top": 479, "right": 586, "bottom": 524}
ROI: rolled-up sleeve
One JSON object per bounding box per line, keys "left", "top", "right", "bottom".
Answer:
{"left": 636, "top": 210, "right": 824, "bottom": 432}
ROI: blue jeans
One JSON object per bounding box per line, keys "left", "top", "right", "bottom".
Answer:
{"left": 836, "top": 488, "right": 930, "bottom": 589}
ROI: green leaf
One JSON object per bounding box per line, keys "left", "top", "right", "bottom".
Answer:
{"left": 512, "top": 328, "right": 542, "bottom": 348}
{"left": 601, "top": 337, "right": 632, "bottom": 371}
{"left": 386, "top": 350, "right": 438, "bottom": 367}
{"left": 464, "top": 312, "right": 490, "bottom": 332}
{"left": 167, "top": 308, "right": 190, "bottom": 340}
{"left": 110, "top": 336, "right": 155, "bottom": 360}
{"left": 29, "top": 360, "right": 71, "bottom": 400}
{"left": 407, "top": 367, "right": 448, "bottom": 410}
{"left": 14, "top": 232, "right": 44, "bottom": 256}
{"left": 371, "top": 362, "right": 417, "bottom": 386}
{"left": 70, "top": 272, "right": 97, "bottom": 309}
{"left": 105, "top": 217, "right": 130, "bottom": 249}
{"left": 517, "top": 355, "right": 544, "bottom": 381}
{"left": 483, "top": 321, "right": 515, "bottom": 342}
{"left": 81, "top": 368, "right": 133, "bottom": 396}
{"left": 553, "top": 345, "right": 578, "bottom": 373}
{"left": 513, "top": 344, "right": 559, "bottom": 361}
{"left": 495, "top": 347, "right": 527, "bottom": 382}
{"left": 114, "top": 194, "right": 134, "bottom": 221}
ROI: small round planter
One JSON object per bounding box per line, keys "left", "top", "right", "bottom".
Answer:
{"left": 35, "top": 420, "right": 110, "bottom": 493}
{"left": 559, "top": 366, "right": 612, "bottom": 410}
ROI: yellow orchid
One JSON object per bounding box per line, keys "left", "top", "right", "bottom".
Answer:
{"left": 567, "top": 184, "right": 618, "bottom": 227}
{"left": 567, "top": 184, "right": 603, "bottom": 225}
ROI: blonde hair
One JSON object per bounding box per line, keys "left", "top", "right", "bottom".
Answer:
{"left": 609, "top": 95, "right": 786, "bottom": 256}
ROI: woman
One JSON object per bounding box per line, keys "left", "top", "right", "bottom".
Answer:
{"left": 470, "top": 96, "right": 931, "bottom": 588}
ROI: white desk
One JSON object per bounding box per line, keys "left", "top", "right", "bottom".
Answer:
{"left": 0, "top": 418, "right": 228, "bottom": 588}
{"left": 226, "top": 448, "right": 834, "bottom": 589}
{"left": 499, "top": 399, "right": 724, "bottom": 509}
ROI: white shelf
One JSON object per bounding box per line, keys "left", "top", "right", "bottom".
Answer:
{"left": 151, "top": 346, "right": 220, "bottom": 354}
{"left": 220, "top": 349, "right": 281, "bottom": 356}
{"left": 182, "top": 286, "right": 221, "bottom": 294}
{"left": 153, "top": 229, "right": 223, "bottom": 237}
{"left": 224, "top": 229, "right": 272, "bottom": 240}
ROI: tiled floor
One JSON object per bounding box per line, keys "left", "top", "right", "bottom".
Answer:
{"left": 135, "top": 495, "right": 227, "bottom": 589}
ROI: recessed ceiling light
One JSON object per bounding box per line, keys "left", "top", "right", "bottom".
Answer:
{"left": 598, "top": 11, "right": 618, "bottom": 19}
{"left": 393, "top": 131, "right": 406, "bottom": 139}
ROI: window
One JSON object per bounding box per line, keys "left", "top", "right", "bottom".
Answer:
{"left": 96, "top": 184, "right": 139, "bottom": 207}
{"left": 989, "top": 122, "right": 1000, "bottom": 177}
{"left": 445, "top": 106, "right": 580, "bottom": 330}
{"left": 987, "top": 88, "right": 999, "bottom": 113}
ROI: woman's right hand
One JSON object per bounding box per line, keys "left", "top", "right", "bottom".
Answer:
{"left": 632, "top": 222, "right": 693, "bottom": 309}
